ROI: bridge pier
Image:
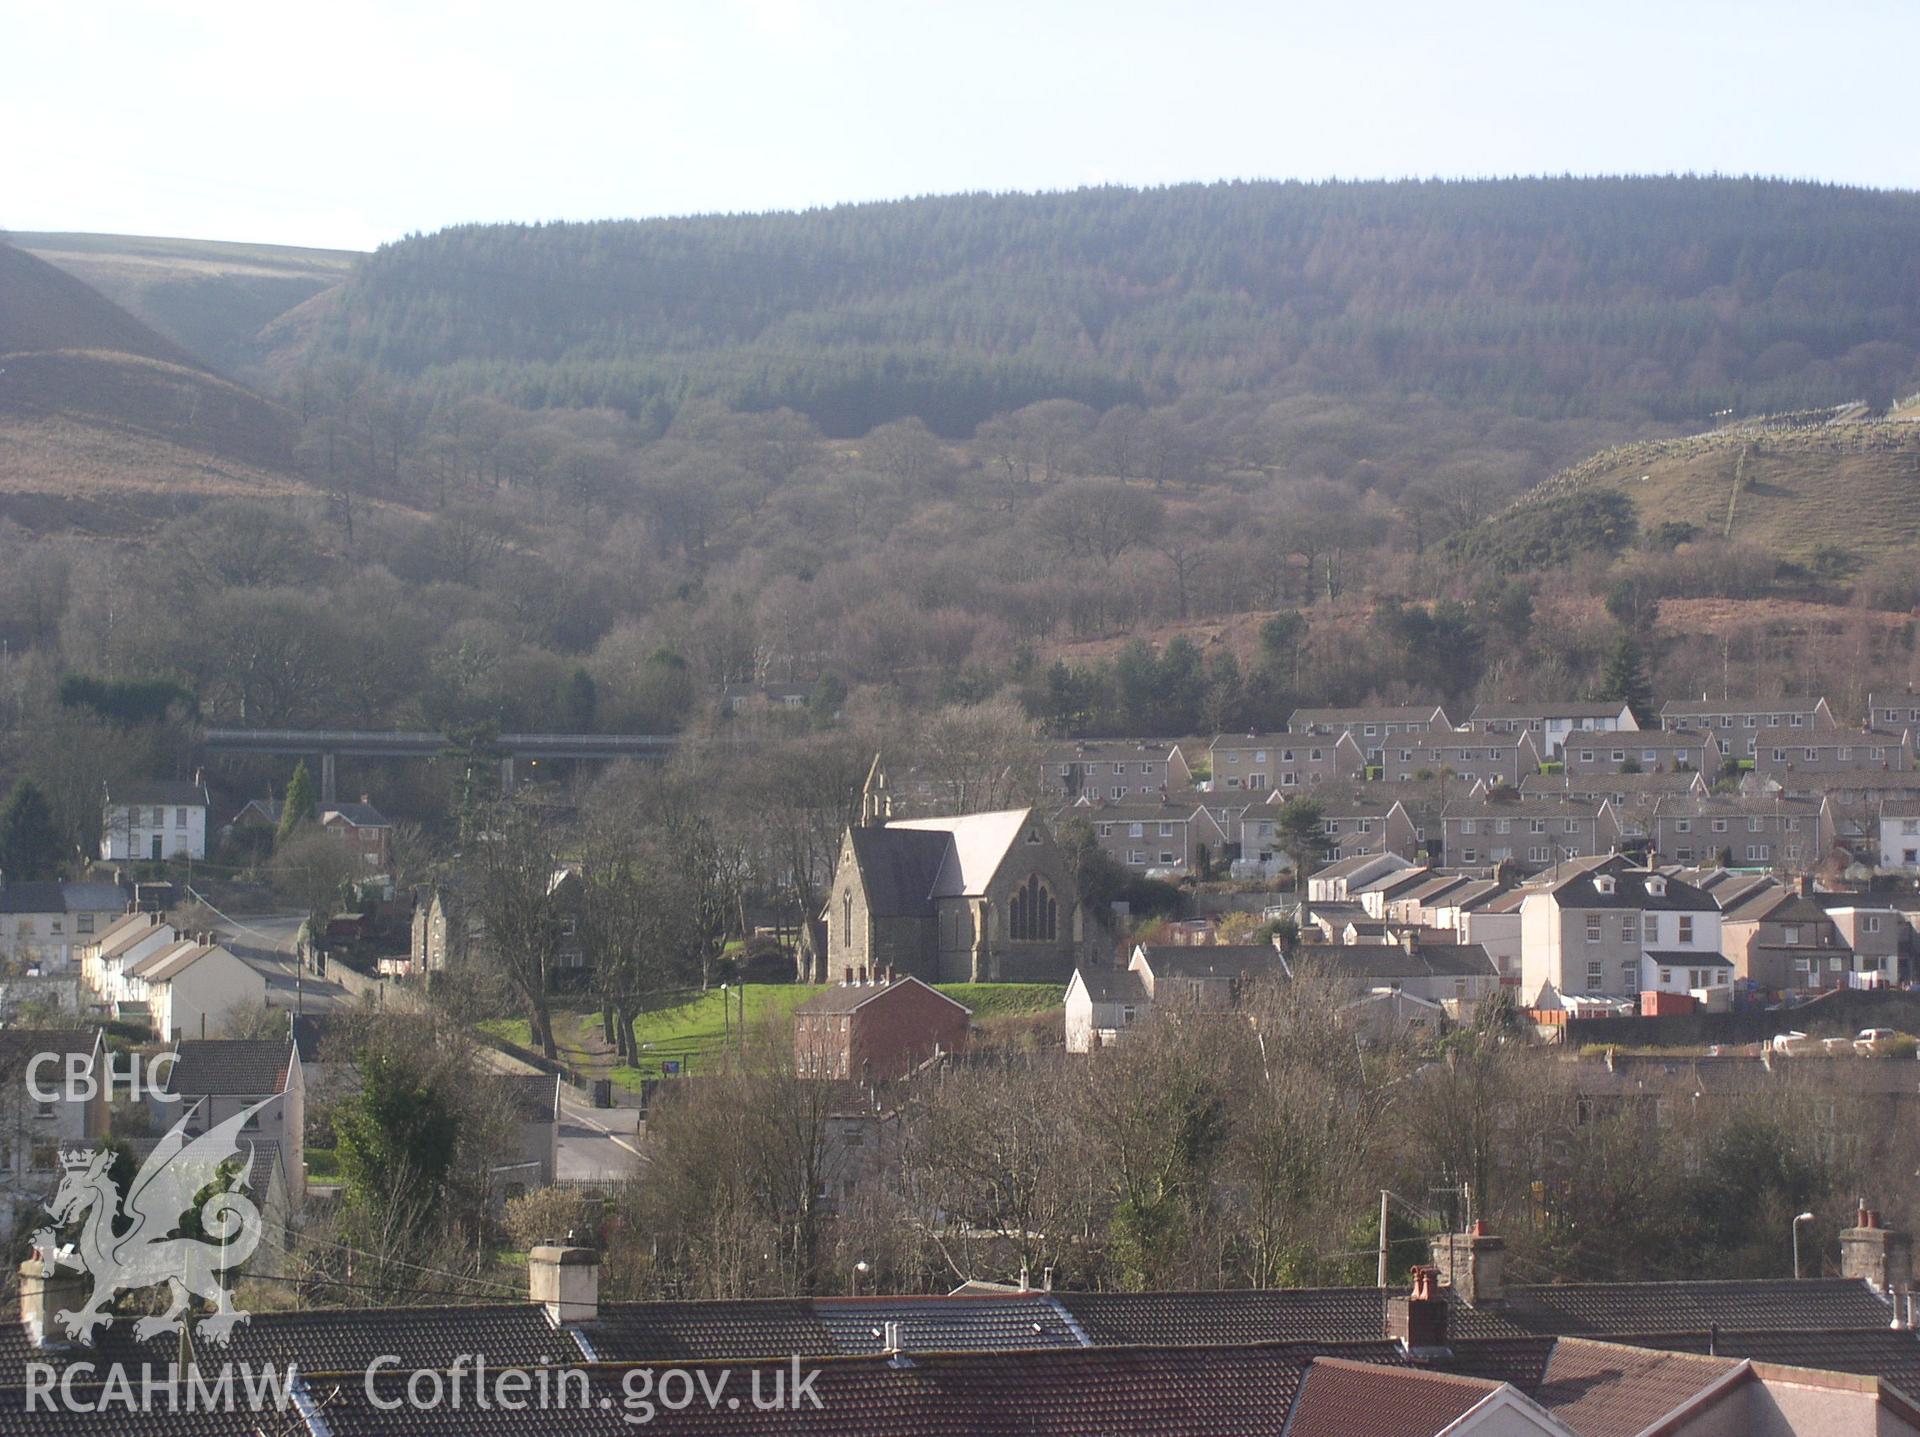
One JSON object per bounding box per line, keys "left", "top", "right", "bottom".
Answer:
{"left": 320, "top": 751, "right": 337, "bottom": 804}
{"left": 500, "top": 755, "right": 516, "bottom": 794}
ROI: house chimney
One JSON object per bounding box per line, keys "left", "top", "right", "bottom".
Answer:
{"left": 1385, "top": 1265, "right": 1450, "bottom": 1357}
{"left": 1400, "top": 930, "right": 1417, "bottom": 955}
{"left": 1840, "top": 1207, "right": 1913, "bottom": 1291}
{"left": 1431, "top": 1221, "right": 1506, "bottom": 1308}
{"left": 19, "top": 1247, "right": 88, "bottom": 1347}
{"left": 529, "top": 1245, "right": 599, "bottom": 1324}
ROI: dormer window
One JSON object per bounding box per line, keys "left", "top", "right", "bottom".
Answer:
{"left": 1594, "top": 875, "right": 1617, "bottom": 896}
{"left": 1646, "top": 876, "right": 1667, "bottom": 897}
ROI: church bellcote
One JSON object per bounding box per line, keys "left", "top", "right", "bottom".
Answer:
{"left": 860, "top": 754, "right": 892, "bottom": 827}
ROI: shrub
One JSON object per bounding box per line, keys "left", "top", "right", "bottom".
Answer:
{"left": 504, "top": 1185, "right": 603, "bottom": 1252}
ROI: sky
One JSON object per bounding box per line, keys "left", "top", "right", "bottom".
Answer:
{"left": 5, "top": 0, "right": 1917, "bottom": 252}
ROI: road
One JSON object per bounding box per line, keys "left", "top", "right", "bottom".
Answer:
{"left": 199, "top": 906, "right": 359, "bottom": 1012}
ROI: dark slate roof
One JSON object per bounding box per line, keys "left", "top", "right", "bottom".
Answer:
{"left": 1526, "top": 861, "right": 1719, "bottom": 913}
{"left": 847, "top": 826, "right": 952, "bottom": 918}
{"left": 1057, "top": 1288, "right": 1395, "bottom": 1346}
{"left": 323, "top": 802, "right": 390, "bottom": 827}
{"left": 0, "top": 1030, "right": 95, "bottom": 1079}
{"left": 162, "top": 1039, "right": 293, "bottom": 1097}
{"left": 1074, "top": 967, "right": 1150, "bottom": 1004}
{"left": 585, "top": 1298, "right": 833, "bottom": 1361}
{"left": 105, "top": 780, "right": 208, "bottom": 807}
{"left": 325, "top": 1341, "right": 1400, "bottom": 1437}
{"left": 0, "top": 882, "right": 127, "bottom": 914}
{"left": 1622, "top": 1326, "right": 1920, "bottom": 1395}
{"left": 1317, "top": 943, "right": 1499, "bottom": 983}
{"left": 506, "top": 1073, "right": 560, "bottom": 1122}
{"left": 811, "top": 1296, "right": 1085, "bottom": 1354}
{"left": 1134, "top": 946, "right": 1283, "bottom": 982}
{"left": 0, "top": 1303, "right": 569, "bottom": 1388}
{"left": 1286, "top": 1357, "right": 1500, "bottom": 1437}
{"left": 1499, "top": 1277, "right": 1891, "bottom": 1336}
{"left": 1644, "top": 949, "right": 1732, "bottom": 967}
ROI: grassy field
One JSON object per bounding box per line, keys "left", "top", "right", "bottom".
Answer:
{"left": 481, "top": 982, "right": 1066, "bottom": 1086}
{"left": 1517, "top": 421, "right": 1920, "bottom": 564}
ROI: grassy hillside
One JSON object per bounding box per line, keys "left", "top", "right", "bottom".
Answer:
{"left": 1505, "top": 418, "right": 1920, "bottom": 564}
{"left": 279, "top": 177, "right": 1920, "bottom": 437}
{"left": 12, "top": 231, "right": 360, "bottom": 375}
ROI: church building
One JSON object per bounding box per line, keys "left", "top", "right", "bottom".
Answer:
{"left": 821, "top": 759, "right": 1083, "bottom": 984}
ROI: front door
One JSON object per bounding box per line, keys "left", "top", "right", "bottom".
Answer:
{"left": 150, "top": 835, "right": 163, "bottom": 861}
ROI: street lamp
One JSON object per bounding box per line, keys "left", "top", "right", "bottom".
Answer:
{"left": 852, "top": 1259, "right": 871, "bottom": 1297}
{"left": 1793, "top": 1211, "right": 1816, "bottom": 1279}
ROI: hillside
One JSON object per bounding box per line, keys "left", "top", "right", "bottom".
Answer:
{"left": 0, "top": 243, "right": 202, "bottom": 367}
{"left": 1501, "top": 417, "right": 1920, "bottom": 564}
{"left": 0, "top": 241, "right": 309, "bottom": 530}
{"left": 11, "top": 231, "right": 360, "bottom": 375}
{"left": 280, "top": 176, "right": 1920, "bottom": 439}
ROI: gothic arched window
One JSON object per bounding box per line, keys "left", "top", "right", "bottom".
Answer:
{"left": 1009, "top": 873, "right": 1058, "bottom": 942}
{"left": 842, "top": 890, "right": 853, "bottom": 936}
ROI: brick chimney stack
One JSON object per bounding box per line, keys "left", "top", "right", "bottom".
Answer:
{"left": 1431, "top": 1220, "right": 1506, "bottom": 1308}
{"left": 1385, "top": 1265, "right": 1450, "bottom": 1357}
{"left": 1840, "top": 1206, "right": 1913, "bottom": 1292}
{"left": 18, "top": 1248, "right": 88, "bottom": 1348}
{"left": 529, "top": 1244, "right": 599, "bottom": 1324}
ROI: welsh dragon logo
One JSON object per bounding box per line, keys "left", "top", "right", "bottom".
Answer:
{"left": 31, "top": 1098, "right": 274, "bottom": 1346}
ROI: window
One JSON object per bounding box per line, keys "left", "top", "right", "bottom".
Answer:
{"left": 1783, "top": 925, "right": 1801, "bottom": 946}
{"left": 1675, "top": 819, "right": 1692, "bottom": 833}
{"left": 1748, "top": 816, "right": 1764, "bottom": 832}
{"left": 76, "top": 914, "right": 94, "bottom": 934}
{"left": 1129, "top": 823, "right": 1144, "bottom": 838}
{"left": 1678, "top": 916, "right": 1694, "bottom": 943}
{"left": 1530, "top": 818, "right": 1546, "bottom": 833}
{"left": 1661, "top": 968, "right": 1673, "bottom": 985}
{"left": 1112, "top": 762, "right": 1125, "bottom": 775}
{"left": 1111, "top": 787, "right": 1126, "bottom": 800}
{"left": 175, "top": 807, "right": 187, "bottom": 828}
{"left": 1677, "top": 847, "right": 1695, "bottom": 863}
{"left": 1586, "top": 962, "right": 1603, "bottom": 989}
{"left": 1461, "top": 819, "right": 1477, "bottom": 835}
{"left": 1643, "top": 914, "right": 1658, "bottom": 943}
{"left": 1711, "top": 819, "right": 1728, "bottom": 833}
{"left": 1009, "top": 875, "right": 1057, "bottom": 941}
{"left": 1139, "top": 762, "right": 1153, "bottom": 774}
{"left": 1565, "top": 819, "right": 1580, "bottom": 833}
{"left": 1097, "top": 823, "right": 1113, "bottom": 838}
{"left": 1579, "top": 750, "right": 1596, "bottom": 764}
{"left": 1621, "top": 960, "right": 1637, "bottom": 987}
{"left": 1865, "top": 915, "right": 1883, "bottom": 933}
{"left": 1254, "top": 751, "right": 1267, "bottom": 764}
{"left": 842, "top": 891, "right": 853, "bottom": 934}
{"left": 1159, "top": 822, "right": 1174, "bottom": 837}
{"left": 1620, "top": 917, "right": 1635, "bottom": 943}
{"left": 1495, "top": 819, "right": 1512, "bottom": 834}
{"left": 1127, "top": 850, "right": 1145, "bottom": 865}
{"left": 1586, "top": 915, "right": 1603, "bottom": 942}
{"left": 1462, "top": 849, "right": 1477, "bottom": 863}
{"left": 1159, "top": 850, "right": 1175, "bottom": 864}
{"left": 1747, "top": 845, "right": 1769, "bottom": 862}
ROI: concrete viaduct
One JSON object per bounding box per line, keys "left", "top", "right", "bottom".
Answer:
{"left": 201, "top": 729, "right": 676, "bottom": 800}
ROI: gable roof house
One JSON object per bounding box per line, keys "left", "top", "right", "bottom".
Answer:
{"left": 157, "top": 1037, "right": 306, "bottom": 1209}
{"left": 1561, "top": 726, "right": 1722, "bottom": 776}
{"left": 124, "top": 937, "right": 272, "bottom": 1044}
{"left": 1040, "top": 740, "right": 1193, "bottom": 801}
{"left": 1065, "top": 794, "right": 1230, "bottom": 877}
{"left": 320, "top": 798, "right": 394, "bottom": 869}
{"left": 825, "top": 761, "right": 1081, "bottom": 984}
{"left": 1288, "top": 704, "right": 1452, "bottom": 742}
{"left": 1465, "top": 701, "right": 1639, "bottom": 759}
{"left": 0, "top": 880, "right": 130, "bottom": 973}
{"left": 99, "top": 777, "right": 210, "bottom": 862}
{"left": 1064, "top": 965, "right": 1151, "bottom": 1052}
{"left": 1715, "top": 879, "right": 1853, "bottom": 994}
{"left": 796, "top": 971, "right": 971, "bottom": 1080}
{"left": 1516, "top": 856, "right": 1722, "bottom": 1007}
{"left": 1304, "top": 931, "right": 1504, "bottom": 1012}
{"left": 1648, "top": 794, "right": 1831, "bottom": 872}
{"left": 1441, "top": 797, "right": 1620, "bottom": 873}
{"left": 1752, "top": 725, "right": 1916, "bottom": 788}
{"left": 1208, "top": 729, "right": 1366, "bottom": 793}
{"left": 1659, "top": 696, "right": 1838, "bottom": 757}
{"left": 1378, "top": 729, "right": 1545, "bottom": 789}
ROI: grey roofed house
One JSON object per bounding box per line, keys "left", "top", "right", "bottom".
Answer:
{"left": 1074, "top": 965, "right": 1150, "bottom": 1006}
{"left": 1304, "top": 940, "right": 1501, "bottom": 984}
{"left": 321, "top": 800, "right": 390, "bottom": 827}
{"left": 1523, "top": 856, "right": 1719, "bottom": 912}
{"left": 161, "top": 1038, "right": 295, "bottom": 1097}
{"left": 1132, "top": 944, "right": 1285, "bottom": 985}
{"left": 102, "top": 778, "right": 210, "bottom": 807}
{"left": 0, "top": 881, "right": 128, "bottom": 914}
{"left": 1287, "top": 704, "right": 1451, "bottom": 733}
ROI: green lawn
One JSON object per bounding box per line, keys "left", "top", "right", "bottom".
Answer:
{"left": 479, "top": 982, "right": 1066, "bottom": 1086}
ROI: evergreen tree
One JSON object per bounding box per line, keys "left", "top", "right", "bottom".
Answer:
{"left": 0, "top": 780, "right": 61, "bottom": 881}
{"left": 1599, "top": 632, "right": 1654, "bottom": 724}
{"left": 278, "top": 761, "right": 318, "bottom": 844}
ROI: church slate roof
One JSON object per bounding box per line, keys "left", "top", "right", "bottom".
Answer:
{"left": 846, "top": 826, "right": 952, "bottom": 918}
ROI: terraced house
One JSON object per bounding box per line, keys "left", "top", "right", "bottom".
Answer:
{"left": 1038, "top": 739, "right": 1192, "bottom": 800}
{"left": 1658, "top": 695, "right": 1837, "bottom": 758}
{"left": 1286, "top": 704, "right": 1452, "bottom": 757}
{"left": 1377, "top": 728, "right": 1544, "bottom": 788}
{"left": 1516, "top": 856, "right": 1723, "bottom": 1003}
{"left": 1464, "top": 701, "right": 1638, "bottom": 759}
{"left": 1439, "top": 796, "right": 1620, "bottom": 872}
{"left": 1560, "top": 727, "right": 1721, "bottom": 775}
{"left": 1208, "top": 728, "right": 1365, "bottom": 791}
{"left": 1068, "top": 795, "right": 1230, "bottom": 876}
{"left": 1751, "top": 725, "right": 1915, "bottom": 784}
{"left": 1648, "top": 794, "right": 1831, "bottom": 870}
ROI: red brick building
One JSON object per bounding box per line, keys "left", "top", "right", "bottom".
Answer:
{"left": 794, "top": 970, "right": 971, "bottom": 1080}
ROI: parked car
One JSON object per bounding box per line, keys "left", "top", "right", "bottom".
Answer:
{"left": 1854, "top": 1027, "right": 1904, "bottom": 1055}
{"left": 1771, "top": 1031, "right": 1813, "bottom": 1054}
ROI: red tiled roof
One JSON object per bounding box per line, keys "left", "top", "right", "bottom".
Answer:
{"left": 1285, "top": 1357, "right": 1501, "bottom": 1437}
